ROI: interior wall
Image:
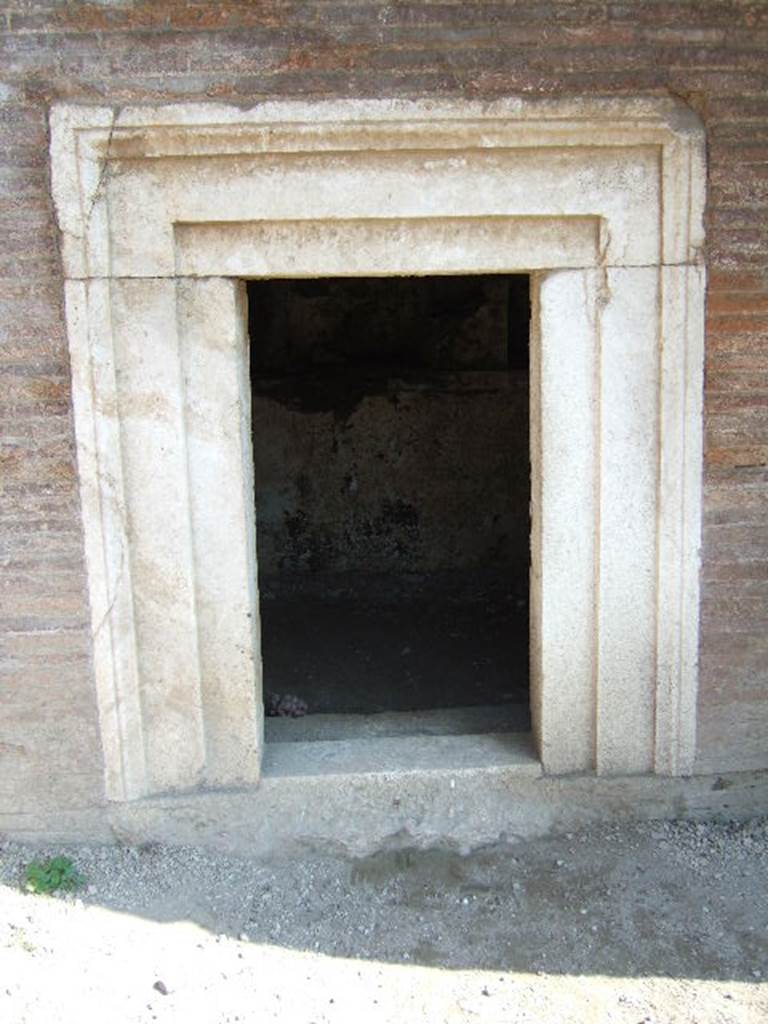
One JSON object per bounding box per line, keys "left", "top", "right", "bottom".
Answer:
{"left": 249, "top": 277, "right": 530, "bottom": 578}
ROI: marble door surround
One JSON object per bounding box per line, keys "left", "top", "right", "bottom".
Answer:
{"left": 50, "top": 98, "right": 706, "bottom": 801}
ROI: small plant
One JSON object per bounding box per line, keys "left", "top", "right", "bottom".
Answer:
{"left": 23, "top": 856, "right": 84, "bottom": 895}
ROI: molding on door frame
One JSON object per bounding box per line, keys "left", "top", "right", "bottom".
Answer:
{"left": 50, "top": 98, "right": 706, "bottom": 800}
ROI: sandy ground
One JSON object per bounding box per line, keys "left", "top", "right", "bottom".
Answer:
{"left": 1, "top": 817, "right": 767, "bottom": 1023}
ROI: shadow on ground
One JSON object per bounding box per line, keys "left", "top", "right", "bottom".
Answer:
{"left": 2, "top": 817, "right": 766, "bottom": 983}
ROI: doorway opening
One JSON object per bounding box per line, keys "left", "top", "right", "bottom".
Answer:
{"left": 248, "top": 275, "right": 531, "bottom": 743}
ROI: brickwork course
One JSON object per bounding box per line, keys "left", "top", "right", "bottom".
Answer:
{"left": 0, "top": 1, "right": 766, "bottom": 839}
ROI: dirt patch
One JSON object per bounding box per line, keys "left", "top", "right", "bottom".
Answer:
{"left": 1, "top": 818, "right": 766, "bottom": 1022}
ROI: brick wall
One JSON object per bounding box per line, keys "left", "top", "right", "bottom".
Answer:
{"left": 1, "top": 1, "right": 766, "bottom": 835}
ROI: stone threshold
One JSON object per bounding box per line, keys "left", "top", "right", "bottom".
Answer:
{"left": 106, "top": 760, "right": 768, "bottom": 860}
{"left": 262, "top": 730, "right": 541, "bottom": 779}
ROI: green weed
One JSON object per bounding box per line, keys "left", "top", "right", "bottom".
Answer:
{"left": 23, "top": 856, "right": 84, "bottom": 895}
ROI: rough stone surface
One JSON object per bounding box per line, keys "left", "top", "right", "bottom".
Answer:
{"left": 0, "top": 2, "right": 766, "bottom": 839}
{"left": 109, "top": 755, "right": 768, "bottom": 860}
{"left": 253, "top": 378, "right": 528, "bottom": 574}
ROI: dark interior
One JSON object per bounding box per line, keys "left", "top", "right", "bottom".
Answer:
{"left": 248, "top": 275, "right": 531, "bottom": 733}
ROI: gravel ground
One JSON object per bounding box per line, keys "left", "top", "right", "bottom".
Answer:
{"left": 1, "top": 817, "right": 767, "bottom": 1023}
